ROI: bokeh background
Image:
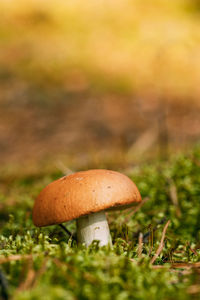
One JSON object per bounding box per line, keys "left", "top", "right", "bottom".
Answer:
{"left": 1, "top": 0, "right": 200, "bottom": 172}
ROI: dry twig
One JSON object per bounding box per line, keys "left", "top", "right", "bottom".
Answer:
{"left": 127, "top": 127, "right": 159, "bottom": 157}
{"left": 0, "top": 254, "right": 34, "bottom": 264}
{"left": 17, "top": 258, "right": 35, "bottom": 291}
{"left": 150, "top": 220, "right": 170, "bottom": 264}
{"left": 55, "top": 161, "right": 74, "bottom": 175}
{"left": 137, "top": 233, "right": 143, "bottom": 258}
{"left": 171, "top": 262, "right": 200, "bottom": 269}
{"left": 151, "top": 262, "right": 200, "bottom": 270}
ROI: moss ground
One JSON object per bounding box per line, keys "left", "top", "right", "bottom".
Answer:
{"left": 0, "top": 147, "right": 200, "bottom": 299}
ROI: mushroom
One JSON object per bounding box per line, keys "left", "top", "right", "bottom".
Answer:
{"left": 32, "top": 169, "right": 141, "bottom": 247}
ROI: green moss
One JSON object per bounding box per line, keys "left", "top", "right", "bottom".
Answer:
{"left": 0, "top": 147, "right": 200, "bottom": 299}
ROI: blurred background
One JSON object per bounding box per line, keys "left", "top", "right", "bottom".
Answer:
{"left": 0, "top": 0, "right": 200, "bottom": 173}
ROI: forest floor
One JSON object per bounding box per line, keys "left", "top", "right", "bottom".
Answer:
{"left": 0, "top": 146, "right": 200, "bottom": 299}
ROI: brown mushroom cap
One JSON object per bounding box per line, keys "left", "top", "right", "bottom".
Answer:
{"left": 33, "top": 169, "right": 141, "bottom": 227}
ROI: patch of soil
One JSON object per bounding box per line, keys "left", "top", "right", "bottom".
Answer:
{"left": 0, "top": 92, "right": 200, "bottom": 164}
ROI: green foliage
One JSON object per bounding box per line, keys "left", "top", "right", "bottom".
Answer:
{"left": 0, "top": 147, "right": 200, "bottom": 299}
{"left": 129, "top": 147, "right": 200, "bottom": 243}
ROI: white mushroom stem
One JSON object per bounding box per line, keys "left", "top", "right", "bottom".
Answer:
{"left": 76, "top": 211, "right": 112, "bottom": 247}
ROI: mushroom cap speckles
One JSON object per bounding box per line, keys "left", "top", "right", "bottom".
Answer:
{"left": 32, "top": 169, "right": 142, "bottom": 227}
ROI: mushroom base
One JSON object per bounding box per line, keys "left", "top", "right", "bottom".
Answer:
{"left": 76, "top": 211, "right": 112, "bottom": 247}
